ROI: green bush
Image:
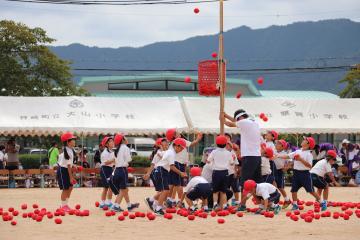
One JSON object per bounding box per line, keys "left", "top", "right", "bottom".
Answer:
{"left": 194, "top": 156, "right": 203, "bottom": 166}
{"left": 130, "top": 156, "right": 151, "bottom": 168}
{"left": 19, "top": 154, "right": 47, "bottom": 169}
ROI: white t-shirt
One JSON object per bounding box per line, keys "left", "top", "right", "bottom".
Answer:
{"left": 228, "top": 150, "right": 239, "bottom": 175}
{"left": 0, "top": 151, "right": 4, "bottom": 163}
{"left": 256, "top": 183, "right": 277, "bottom": 200}
{"left": 274, "top": 150, "right": 287, "bottom": 170}
{"left": 114, "top": 144, "right": 132, "bottom": 168}
{"left": 57, "top": 147, "right": 74, "bottom": 168}
{"left": 310, "top": 159, "right": 332, "bottom": 177}
{"left": 100, "top": 148, "right": 115, "bottom": 167}
{"left": 207, "top": 148, "right": 233, "bottom": 171}
{"left": 266, "top": 141, "right": 276, "bottom": 152}
{"left": 184, "top": 176, "right": 208, "bottom": 193}
{"left": 349, "top": 149, "right": 360, "bottom": 161}
{"left": 201, "top": 163, "right": 213, "bottom": 183}
{"left": 155, "top": 148, "right": 176, "bottom": 172}
{"left": 289, "top": 149, "right": 313, "bottom": 171}
{"left": 261, "top": 157, "right": 272, "bottom": 175}
{"left": 151, "top": 149, "right": 164, "bottom": 165}
{"left": 170, "top": 140, "right": 191, "bottom": 164}
{"left": 236, "top": 119, "right": 261, "bottom": 157}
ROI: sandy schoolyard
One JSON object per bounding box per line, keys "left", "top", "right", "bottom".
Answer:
{"left": 1, "top": 187, "right": 359, "bottom": 240}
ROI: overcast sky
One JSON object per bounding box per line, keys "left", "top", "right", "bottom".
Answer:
{"left": 1, "top": 0, "right": 359, "bottom": 48}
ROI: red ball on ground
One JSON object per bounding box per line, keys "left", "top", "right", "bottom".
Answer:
{"left": 188, "top": 215, "right": 195, "bottom": 221}
{"left": 148, "top": 214, "right": 156, "bottom": 221}
{"left": 8, "top": 207, "right": 14, "bottom": 212}
{"left": 343, "top": 214, "right": 350, "bottom": 220}
{"left": 118, "top": 215, "right": 125, "bottom": 221}
{"left": 75, "top": 204, "right": 81, "bottom": 210}
{"left": 123, "top": 211, "right": 129, "bottom": 216}
{"left": 305, "top": 216, "right": 313, "bottom": 223}
{"left": 11, "top": 220, "right": 17, "bottom": 226}
{"left": 217, "top": 218, "right": 225, "bottom": 224}
{"left": 293, "top": 210, "right": 300, "bottom": 215}
{"left": 299, "top": 205, "right": 304, "bottom": 210}
{"left": 12, "top": 210, "right": 19, "bottom": 216}
{"left": 291, "top": 215, "right": 299, "bottom": 221}
{"left": 259, "top": 113, "right": 265, "bottom": 119}
{"left": 345, "top": 210, "right": 353, "bottom": 216}
{"left": 22, "top": 213, "right": 28, "bottom": 218}
{"left": 194, "top": 7, "right": 200, "bottom": 14}
{"left": 105, "top": 211, "right": 112, "bottom": 217}
{"left": 54, "top": 218, "right": 62, "bottom": 224}
{"left": 21, "top": 204, "right": 27, "bottom": 210}
{"left": 47, "top": 213, "right": 53, "bottom": 219}
{"left": 129, "top": 214, "right": 136, "bottom": 219}
{"left": 32, "top": 204, "right": 39, "bottom": 209}
{"left": 314, "top": 214, "right": 321, "bottom": 220}
{"left": 95, "top": 201, "right": 100, "bottom": 207}
{"left": 262, "top": 116, "right": 268, "bottom": 122}
{"left": 164, "top": 213, "right": 173, "bottom": 220}
{"left": 267, "top": 212, "right": 274, "bottom": 218}
{"left": 237, "top": 212, "right": 244, "bottom": 217}
{"left": 102, "top": 205, "right": 109, "bottom": 211}
{"left": 333, "top": 213, "right": 340, "bottom": 219}
{"left": 286, "top": 211, "right": 292, "bottom": 217}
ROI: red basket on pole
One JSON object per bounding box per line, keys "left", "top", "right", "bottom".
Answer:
{"left": 198, "top": 60, "right": 226, "bottom": 96}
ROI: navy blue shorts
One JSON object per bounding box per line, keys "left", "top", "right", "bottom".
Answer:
{"left": 109, "top": 167, "right": 128, "bottom": 195}
{"left": 270, "top": 161, "right": 276, "bottom": 177}
{"left": 154, "top": 167, "right": 170, "bottom": 191}
{"left": 187, "top": 183, "right": 212, "bottom": 201}
{"left": 228, "top": 174, "right": 240, "bottom": 193}
{"left": 150, "top": 169, "right": 156, "bottom": 187}
{"left": 262, "top": 174, "right": 275, "bottom": 184}
{"left": 57, "top": 167, "right": 73, "bottom": 190}
{"left": 311, "top": 173, "right": 328, "bottom": 189}
{"left": 258, "top": 190, "right": 280, "bottom": 204}
{"left": 274, "top": 169, "right": 285, "bottom": 189}
{"left": 291, "top": 170, "right": 314, "bottom": 193}
{"left": 169, "top": 162, "right": 186, "bottom": 186}
{"left": 100, "top": 166, "right": 113, "bottom": 188}
{"left": 240, "top": 156, "right": 262, "bottom": 188}
{"left": 212, "top": 170, "right": 228, "bottom": 193}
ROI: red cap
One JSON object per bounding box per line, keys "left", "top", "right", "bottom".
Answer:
{"left": 101, "top": 136, "right": 113, "bottom": 147}
{"left": 155, "top": 138, "right": 164, "bottom": 146}
{"left": 304, "top": 136, "right": 316, "bottom": 149}
{"left": 166, "top": 128, "right": 176, "bottom": 141}
{"left": 264, "top": 147, "right": 274, "bottom": 159}
{"left": 60, "top": 132, "right": 76, "bottom": 142}
{"left": 269, "top": 130, "right": 279, "bottom": 140}
{"left": 190, "top": 167, "right": 201, "bottom": 177}
{"left": 216, "top": 135, "right": 227, "bottom": 145}
{"left": 277, "top": 139, "right": 288, "bottom": 150}
{"left": 326, "top": 150, "right": 337, "bottom": 159}
{"left": 114, "top": 134, "right": 125, "bottom": 146}
{"left": 173, "top": 138, "right": 187, "bottom": 149}
{"left": 243, "top": 179, "right": 257, "bottom": 195}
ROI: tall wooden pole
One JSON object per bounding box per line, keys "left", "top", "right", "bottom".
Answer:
{"left": 219, "top": 0, "right": 225, "bottom": 135}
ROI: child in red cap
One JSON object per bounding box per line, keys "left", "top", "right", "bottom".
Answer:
{"left": 310, "top": 150, "right": 340, "bottom": 210}
{"left": 280, "top": 136, "right": 323, "bottom": 210}
{"left": 207, "top": 135, "right": 234, "bottom": 210}
{"left": 178, "top": 167, "right": 212, "bottom": 212}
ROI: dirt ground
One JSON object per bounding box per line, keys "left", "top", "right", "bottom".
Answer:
{"left": 1, "top": 187, "right": 359, "bottom": 240}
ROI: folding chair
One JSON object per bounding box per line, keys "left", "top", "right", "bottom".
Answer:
{"left": 10, "top": 169, "right": 27, "bottom": 188}
{"left": 0, "top": 169, "right": 9, "bottom": 188}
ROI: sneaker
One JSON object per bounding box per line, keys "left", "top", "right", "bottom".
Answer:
{"left": 145, "top": 198, "right": 154, "bottom": 211}
{"left": 291, "top": 203, "right": 299, "bottom": 211}
{"left": 165, "top": 199, "right": 173, "bottom": 208}
{"left": 61, "top": 205, "right": 71, "bottom": 212}
{"left": 274, "top": 205, "right": 281, "bottom": 215}
{"left": 127, "top": 203, "right": 140, "bottom": 211}
{"left": 213, "top": 204, "right": 220, "bottom": 211}
{"left": 112, "top": 205, "right": 124, "bottom": 212}
{"left": 237, "top": 205, "right": 247, "bottom": 212}
{"left": 106, "top": 202, "right": 113, "bottom": 208}
{"left": 99, "top": 203, "right": 106, "bottom": 209}
{"left": 320, "top": 201, "right": 327, "bottom": 211}
{"left": 223, "top": 205, "right": 229, "bottom": 210}
{"left": 282, "top": 200, "right": 291, "bottom": 209}
{"left": 255, "top": 208, "right": 264, "bottom": 215}
{"left": 154, "top": 208, "right": 165, "bottom": 216}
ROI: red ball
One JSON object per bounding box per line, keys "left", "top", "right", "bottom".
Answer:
{"left": 95, "top": 201, "right": 100, "bottom": 207}
{"left": 259, "top": 113, "right": 265, "bottom": 119}
{"left": 262, "top": 116, "right": 268, "bottom": 122}
{"left": 147, "top": 214, "right": 156, "bottom": 221}
{"left": 69, "top": 209, "right": 75, "bottom": 215}
{"left": 257, "top": 77, "right": 264, "bottom": 85}
{"left": 71, "top": 179, "right": 77, "bottom": 185}
{"left": 8, "top": 207, "right": 14, "bottom": 212}
{"left": 293, "top": 210, "right": 300, "bottom": 215}
{"left": 237, "top": 212, "right": 244, "bottom": 217}
{"left": 105, "top": 211, "right": 112, "bottom": 217}
{"left": 314, "top": 208, "right": 320, "bottom": 213}
{"left": 184, "top": 77, "right": 192, "bottom": 83}
{"left": 21, "top": 204, "right": 27, "bottom": 210}
{"left": 188, "top": 215, "right": 195, "bottom": 221}
{"left": 32, "top": 204, "right": 39, "bottom": 209}
{"left": 267, "top": 212, "right": 274, "bottom": 218}
{"left": 129, "top": 214, "right": 136, "bottom": 219}
{"left": 75, "top": 204, "right": 81, "bottom": 210}
{"left": 291, "top": 215, "right": 299, "bottom": 221}
{"left": 54, "top": 218, "right": 62, "bottom": 224}
{"left": 305, "top": 216, "right": 313, "bottom": 223}
{"left": 77, "top": 166, "right": 83, "bottom": 172}
{"left": 7, "top": 215, "right": 13, "bottom": 221}
{"left": 314, "top": 214, "right": 321, "bottom": 220}
{"left": 305, "top": 201, "right": 313, "bottom": 206}
{"left": 217, "top": 218, "right": 225, "bottom": 224}
{"left": 22, "top": 213, "right": 28, "bottom": 218}
{"left": 12, "top": 210, "right": 19, "bottom": 216}
{"left": 123, "top": 211, "right": 129, "bottom": 216}
{"left": 102, "top": 205, "right": 109, "bottom": 211}
{"left": 135, "top": 212, "right": 142, "bottom": 217}
{"left": 211, "top": 52, "right": 218, "bottom": 59}
{"left": 345, "top": 210, "right": 353, "bottom": 216}
{"left": 299, "top": 205, "right": 304, "bottom": 210}
{"left": 47, "top": 213, "right": 53, "bottom": 219}
{"left": 11, "top": 220, "right": 17, "bottom": 226}
{"left": 164, "top": 213, "right": 173, "bottom": 220}
{"left": 118, "top": 215, "right": 125, "bottom": 221}
{"left": 343, "top": 214, "right": 350, "bottom": 220}
{"left": 236, "top": 91, "right": 242, "bottom": 99}
{"left": 36, "top": 216, "right": 43, "bottom": 222}
{"left": 333, "top": 213, "right": 340, "bottom": 219}
{"left": 286, "top": 211, "right": 292, "bottom": 217}
{"left": 194, "top": 7, "right": 200, "bottom": 14}
{"left": 3, "top": 215, "right": 9, "bottom": 221}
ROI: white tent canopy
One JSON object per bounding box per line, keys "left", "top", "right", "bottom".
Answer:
{"left": 183, "top": 97, "right": 360, "bottom": 134}
{"left": 0, "top": 96, "right": 360, "bottom": 136}
{"left": 0, "top": 97, "right": 188, "bottom": 136}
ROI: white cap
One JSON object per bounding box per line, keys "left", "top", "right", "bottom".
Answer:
{"left": 342, "top": 139, "right": 350, "bottom": 144}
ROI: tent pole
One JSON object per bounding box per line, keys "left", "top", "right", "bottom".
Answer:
{"left": 219, "top": 0, "right": 225, "bottom": 135}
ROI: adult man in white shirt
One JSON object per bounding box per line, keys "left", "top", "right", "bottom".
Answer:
{"left": 222, "top": 109, "right": 262, "bottom": 211}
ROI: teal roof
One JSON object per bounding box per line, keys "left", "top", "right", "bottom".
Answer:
{"left": 260, "top": 90, "right": 339, "bottom": 99}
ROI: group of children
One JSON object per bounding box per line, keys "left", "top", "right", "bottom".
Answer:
{"left": 56, "top": 128, "right": 340, "bottom": 215}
